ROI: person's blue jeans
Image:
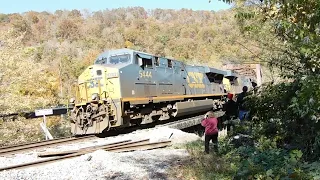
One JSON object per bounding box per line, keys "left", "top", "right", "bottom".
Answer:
{"left": 239, "top": 110, "right": 249, "bottom": 121}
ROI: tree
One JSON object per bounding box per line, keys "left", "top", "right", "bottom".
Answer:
{"left": 56, "top": 18, "right": 79, "bottom": 40}
{"left": 217, "top": 0, "right": 320, "bottom": 160}
{"left": 219, "top": 0, "right": 320, "bottom": 77}
{"left": 0, "top": 7, "right": 264, "bottom": 114}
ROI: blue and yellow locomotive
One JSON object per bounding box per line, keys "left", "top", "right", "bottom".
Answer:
{"left": 69, "top": 48, "right": 256, "bottom": 135}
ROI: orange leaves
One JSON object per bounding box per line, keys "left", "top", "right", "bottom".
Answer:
{"left": 56, "top": 19, "right": 79, "bottom": 40}
{"left": 82, "top": 49, "right": 101, "bottom": 67}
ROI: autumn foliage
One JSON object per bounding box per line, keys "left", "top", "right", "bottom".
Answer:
{"left": 0, "top": 8, "right": 262, "bottom": 114}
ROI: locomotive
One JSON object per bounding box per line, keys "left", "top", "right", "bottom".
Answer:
{"left": 69, "top": 48, "right": 256, "bottom": 135}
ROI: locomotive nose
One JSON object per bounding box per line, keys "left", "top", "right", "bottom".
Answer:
{"left": 74, "top": 65, "right": 106, "bottom": 104}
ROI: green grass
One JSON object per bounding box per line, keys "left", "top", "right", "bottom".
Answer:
{"left": 170, "top": 140, "right": 237, "bottom": 180}
{"left": 169, "top": 136, "right": 317, "bottom": 180}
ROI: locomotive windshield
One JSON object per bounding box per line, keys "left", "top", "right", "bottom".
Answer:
{"left": 94, "top": 54, "right": 131, "bottom": 65}
{"left": 95, "top": 57, "right": 107, "bottom": 64}
{"left": 109, "top": 54, "right": 131, "bottom": 64}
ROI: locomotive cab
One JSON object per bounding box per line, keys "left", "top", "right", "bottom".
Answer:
{"left": 224, "top": 70, "right": 242, "bottom": 94}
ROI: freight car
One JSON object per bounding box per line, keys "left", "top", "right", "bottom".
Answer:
{"left": 69, "top": 48, "right": 256, "bottom": 135}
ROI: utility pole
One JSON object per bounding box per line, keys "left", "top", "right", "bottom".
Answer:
{"left": 256, "top": 64, "right": 262, "bottom": 86}
{"left": 59, "top": 59, "right": 63, "bottom": 98}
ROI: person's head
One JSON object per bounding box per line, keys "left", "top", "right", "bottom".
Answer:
{"left": 205, "top": 111, "right": 216, "bottom": 119}
{"left": 227, "top": 93, "right": 233, "bottom": 100}
{"left": 242, "top": 86, "right": 248, "bottom": 93}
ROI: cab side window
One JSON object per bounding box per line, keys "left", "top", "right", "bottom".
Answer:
{"left": 155, "top": 57, "right": 160, "bottom": 66}
{"left": 168, "top": 59, "right": 173, "bottom": 68}
{"left": 143, "top": 58, "right": 153, "bottom": 68}
{"left": 136, "top": 54, "right": 153, "bottom": 69}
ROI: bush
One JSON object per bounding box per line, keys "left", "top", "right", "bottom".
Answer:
{"left": 172, "top": 138, "right": 314, "bottom": 179}
{"left": 245, "top": 75, "right": 320, "bottom": 160}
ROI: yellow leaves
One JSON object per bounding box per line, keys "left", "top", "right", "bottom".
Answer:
{"left": 125, "top": 40, "right": 134, "bottom": 48}
{"left": 48, "top": 76, "right": 59, "bottom": 92}
{"left": 0, "top": 30, "right": 60, "bottom": 112}
{"left": 23, "top": 46, "right": 36, "bottom": 56}
{"left": 47, "top": 117, "right": 60, "bottom": 127}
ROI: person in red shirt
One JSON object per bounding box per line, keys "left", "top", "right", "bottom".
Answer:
{"left": 201, "top": 111, "right": 219, "bottom": 154}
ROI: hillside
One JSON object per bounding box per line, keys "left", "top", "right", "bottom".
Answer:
{"left": 0, "top": 7, "right": 262, "bottom": 114}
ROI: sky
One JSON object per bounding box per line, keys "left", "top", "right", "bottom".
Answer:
{"left": 0, "top": 0, "right": 232, "bottom": 14}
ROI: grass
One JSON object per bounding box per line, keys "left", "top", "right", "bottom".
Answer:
{"left": 169, "top": 134, "right": 318, "bottom": 180}
{"left": 0, "top": 116, "right": 72, "bottom": 146}
{"left": 170, "top": 139, "right": 237, "bottom": 180}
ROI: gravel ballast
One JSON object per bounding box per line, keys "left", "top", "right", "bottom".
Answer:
{"left": 0, "top": 127, "right": 200, "bottom": 179}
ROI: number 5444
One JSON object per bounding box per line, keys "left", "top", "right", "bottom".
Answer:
{"left": 139, "top": 70, "right": 152, "bottom": 78}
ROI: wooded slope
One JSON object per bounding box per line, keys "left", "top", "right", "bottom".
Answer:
{"left": 0, "top": 7, "right": 261, "bottom": 113}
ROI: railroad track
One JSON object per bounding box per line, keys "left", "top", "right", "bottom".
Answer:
{"left": 0, "top": 135, "right": 97, "bottom": 156}
{"left": 0, "top": 112, "right": 224, "bottom": 172}
{"left": 0, "top": 138, "right": 171, "bottom": 171}
{"left": 0, "top": 111, "right": 224, "bottom": 156}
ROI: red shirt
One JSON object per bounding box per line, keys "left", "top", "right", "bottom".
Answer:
{"left": 201, "top": 117, "right": 218, "bottom": 135}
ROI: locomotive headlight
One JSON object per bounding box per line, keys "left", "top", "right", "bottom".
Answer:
{"left": 91, "top": 93, "right": 100, "bottom": 101}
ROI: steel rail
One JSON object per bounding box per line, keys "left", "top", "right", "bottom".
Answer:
{"left": 0, "top": 139, "right": 171, "bottom": 171}
{"left": 0, "top": 110, "right": 224, "bottom": 157}
{"left": 0, "top": 113, "right": 222, "bottom": 171}
{"left": 0, "top": 135, "right": 96, "bottom": 156}
{"left": 37, "top": 139, "right": 149, "bottom": 158}
{"left": 0, "top": 136, "right": 79, "bottom": 150}
{"left": 106, "top": 140, "right": 171, "bottom": 153}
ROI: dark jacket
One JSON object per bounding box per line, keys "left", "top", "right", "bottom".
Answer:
{"left": 237, "top": 92, "right": 247, "bottom": 111}
{"left": 223, "top": 99, "right": 238, "bottom": 118}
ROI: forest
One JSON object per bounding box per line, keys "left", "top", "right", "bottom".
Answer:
{"left": 0, "top": 5, "right": 267, "bottom": 152}
{"left": 0, "top": 7, "right": 264, "bottom": 114}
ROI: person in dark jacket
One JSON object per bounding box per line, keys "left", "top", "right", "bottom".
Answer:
{"left": 223, "top": 93, "right": 238, "bottom": 119}
{"left": 201, "top": 111, "right": 219, "bottom": 154}
{"left": 222, "top": 93, "right": 238, "bottom": 133}
{"left": 237, "top": 86, "right": 249, "bottom": 121}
